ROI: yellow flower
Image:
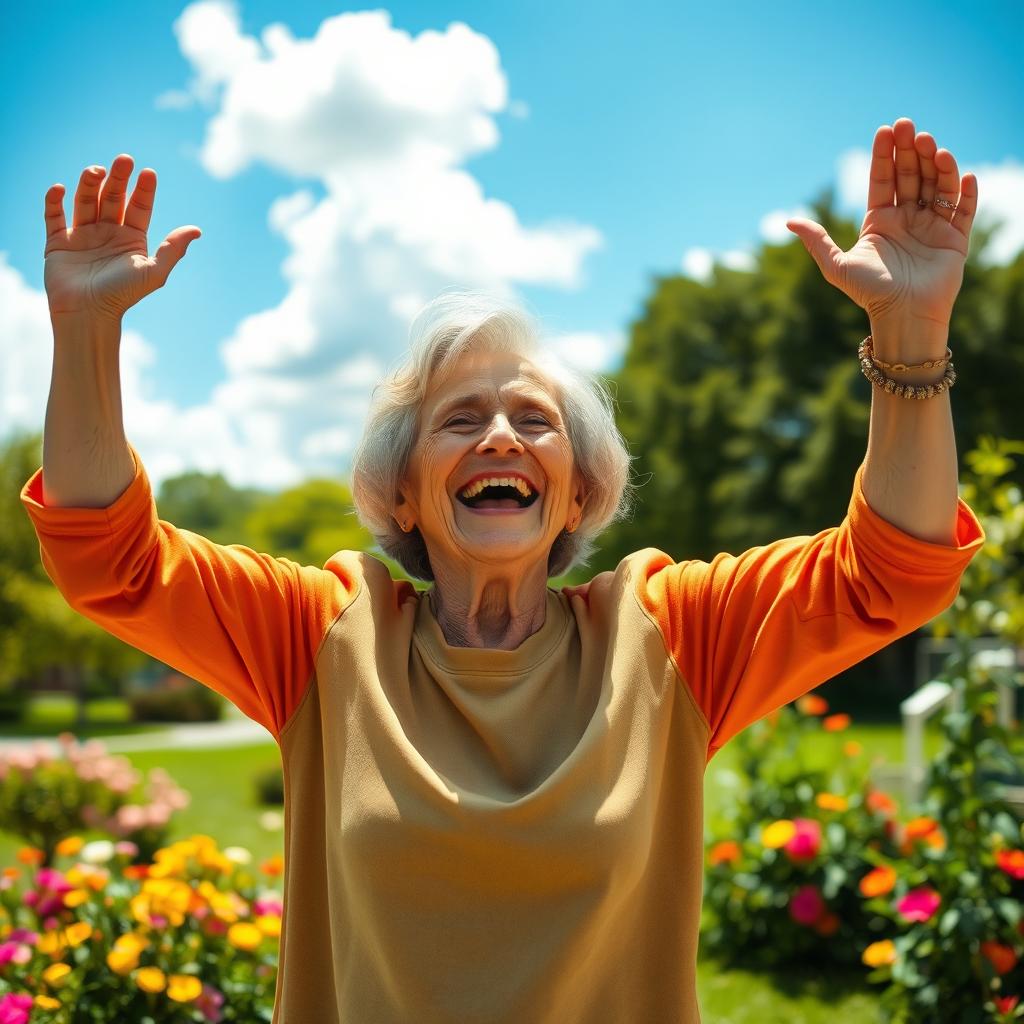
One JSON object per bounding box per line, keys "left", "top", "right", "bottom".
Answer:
{"left": 42, "top": 962, "right": 72, "bottom": 987}
{"left": 136, "top": 966, "right": 167, "bottom": 993}
{"left": 815, "top": 793, "right": 848, "bottom": 812}
{"left": 34, "top": 996, "right": 61, "bottom": 1010}
{"left": 107, "top": 948, "right": 140, "bottom": 975}
{"left": 256, "top": 914, "right": 282, "bottom": 938}
{"left": 862, "top": 939, "right": 897, "bottom": 967}
{"left": 55, "top": 836, "right": 84, "bottom": 858}
{"left": 37, "top": 931, "right": 65, "bottom": 956}
{"left": 65, "top": 921, "right": 93, "bottom": 948}
{"left": 66, "top": 865, "right": 109, "bottom": 891}
{"left": 227, "top": 922, "right": 264, "bottom": 951}
{"left": 761, "top": 820, "right": 797, "bottom": 849}
{"left": 167, "top": 974, "right": 203, "bottom": 1002}
{"left": 63, "top": 888, "right": 91, "bottom": 909}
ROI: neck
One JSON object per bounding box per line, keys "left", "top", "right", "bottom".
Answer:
{"left": 429, "top": 560, "right": 550, "bottom": 649}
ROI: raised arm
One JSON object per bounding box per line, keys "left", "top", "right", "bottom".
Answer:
{"left": 41, "top": 154, "right": 201, "bottom": 507}
{"left": 786, "top": 117, "right": 977, "bottom": 545}
{"left": 29, "top": 155, "right": 355, "bottom": 741}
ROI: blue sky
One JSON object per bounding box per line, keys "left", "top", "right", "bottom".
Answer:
{"left": 2, "top": 0, "right": 1021, "bottom": 488}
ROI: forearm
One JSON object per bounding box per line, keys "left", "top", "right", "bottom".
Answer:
{"left": 861, "top": 318, "right": 959, "bottom": 546}
{"left": 43, "top": 313, "right": 136, "bottom": 508}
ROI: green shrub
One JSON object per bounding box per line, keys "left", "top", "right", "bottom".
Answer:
{"left": 0, "top": 735, "right": 189, "bottom": 864}
{"left": 129, "top": 683, "right": 223, "bottom": 724}
{"left": 252, "top": 765, "right": 284, "bottom": 807}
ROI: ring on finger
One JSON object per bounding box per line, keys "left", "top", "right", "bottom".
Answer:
{"left": 933, "top": 196, "right": 956, "bottom": 211}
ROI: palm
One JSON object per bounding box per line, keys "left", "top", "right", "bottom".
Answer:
{"left": 43, "top": 154, "right": 200, "bottom": 322}
{"left": 787, "top": 119, "right": 977, "bottom": 330}
{"left": 44, "top": 221, "right": 154, "bottom": 321}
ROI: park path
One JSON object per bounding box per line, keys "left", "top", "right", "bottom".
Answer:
{"left": 0, "top": 706, "right": 275, "bottom": 755}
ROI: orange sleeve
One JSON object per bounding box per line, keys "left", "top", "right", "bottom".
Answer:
{"left": 639, "top": 462, "right": 985, "bottom": 763}
{"left": 19, "top": 445, "right": 358, "bottom": 742}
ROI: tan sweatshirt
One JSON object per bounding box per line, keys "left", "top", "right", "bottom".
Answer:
{"left": 20, "top": 445, "right": 984, "bottom": 1022}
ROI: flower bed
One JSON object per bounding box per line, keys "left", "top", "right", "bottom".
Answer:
{"left": 0, "top": 834, "right": 284, "bottom": 1022}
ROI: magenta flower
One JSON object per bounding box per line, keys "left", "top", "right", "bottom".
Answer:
{"left": 788, "top": 884, "right": 824, "bottom": 925}
{"left": 0, "top": 993, "right": 34, "bottom": 1024}
{"left": 896, "top": 886, "right": 941, "bottom": 922}
{"left": 254, "top": 897, "right": 283, "bottom": 917}
{"left": 784, "top": 818, "right": 822, "bottom": 863}
{"left": 196, "top": 983, "right": 225, "bottom": 1023}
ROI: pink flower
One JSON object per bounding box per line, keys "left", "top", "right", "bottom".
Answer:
{"left": 784, "top": 819, "right": 822, "bottom": 863}
{"left": 254, "top": 897, "right": 283, "bottom": 917}
{"left": 789, "top": 884, "right": 825, "bottom": 925}
{"left": 896, "top": 886, "right": 941, "bottom": 922}
{"left": 0, "top": 993, "right": 34, "bottom": 1024}
{"left": 195, "top": 983, "right": 225, "bottom": 1023}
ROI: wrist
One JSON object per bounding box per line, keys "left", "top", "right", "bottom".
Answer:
{"left": 867, "top": 315, "right": 949, "bottom": 364}
{"left": 50, "top": 310, "right": 123, "bottom": 345}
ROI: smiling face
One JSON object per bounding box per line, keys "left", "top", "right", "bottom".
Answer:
{"left": 396, "top": 348, "right": 585, "bottom": 578}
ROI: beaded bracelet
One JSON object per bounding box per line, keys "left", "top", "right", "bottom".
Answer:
{"left": 858, "top": 338, "right": 957, "bottom": 400}
{"left": 862, "top": 335, "right": 953, "bottom": 372}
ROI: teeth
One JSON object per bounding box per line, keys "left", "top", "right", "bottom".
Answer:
{"left": 459, "top": 476, "right": 535, "bottom": 499}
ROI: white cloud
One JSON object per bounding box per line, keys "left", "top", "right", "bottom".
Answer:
{"left": 4, "top": 4, "right": 609, "bottom": 496}
{"left": 680, "top": 246, "right": 754, "bottom": 282}
{"left": 544, "top": 331, "right": 627, "bottom": 375}
{"left": 681, "top": 247, "right": 713, "bottom": 282}
{"left": 759, "top": 207, "right": 813, "bottom": 244}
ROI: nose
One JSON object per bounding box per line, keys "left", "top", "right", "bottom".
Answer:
{"left": 476, "top": 413, "right": 524, "bottom": 455}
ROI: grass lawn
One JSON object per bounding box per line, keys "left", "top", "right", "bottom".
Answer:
{"left": 0, "top": 721, "right": 939, "bottom": 1017}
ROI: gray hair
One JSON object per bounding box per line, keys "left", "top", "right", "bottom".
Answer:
{"left": 350, "top": 289, "right": 633, "bottom": 580}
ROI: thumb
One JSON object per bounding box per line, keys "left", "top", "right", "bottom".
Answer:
{"left": 151, "top": 225, "right": 202, "bottom": 287}
{"left": 785, "top": 217, "right": 844, "bottom": 285}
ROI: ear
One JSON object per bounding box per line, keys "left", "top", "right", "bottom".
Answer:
{"left": 566, "top": 474, "right": 588, "bottom": 533}
{"left": 393, "top": 486, "right": 416, "bottom": 534}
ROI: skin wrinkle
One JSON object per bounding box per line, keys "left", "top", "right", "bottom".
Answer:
{"left": 396, "top": 350, "right": 585, "bottom": 650}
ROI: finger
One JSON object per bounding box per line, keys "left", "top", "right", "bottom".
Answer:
{"left": 124, "top": 168, "right": 157, "bottom": 234}
{"left": 150, "top": 225, "right": 203, "bottom": 287}
{"left": 914, "top": 132, "right": 938, "bottom": 207}
{"left": 893, "top": 117, "right": 920, "bottom": 206}
{"left": 951, "top": 172, "right": 978, "bottom": 239}
{"left": 97, "top": 154, "right": 135, "bottom": 224}
{"left": 866, "top": 125, "right": 896, "bottom": 210}
{"left": 785, "top": 218, "right": 845, "bottom": 285}
{"left": 933, "top": 148, "right": 960, "bottom": 223}
{"left": 44, "top": 183, "right": 67, "bottom": 240}
{"left": 72, "top": 165, "right": 106, "bottom": 227}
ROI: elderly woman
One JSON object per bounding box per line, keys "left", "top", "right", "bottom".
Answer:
{"left": 24, "top": 117, "right": 983, "bottom": 1023}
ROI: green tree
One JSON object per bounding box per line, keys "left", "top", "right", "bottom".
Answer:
{"left": 156, "top": 469, "right": 270, "bottom": 546}
{"left": 242, "top": 478, "right": 373, "bottom": 568}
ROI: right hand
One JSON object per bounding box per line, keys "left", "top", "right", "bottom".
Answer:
{"left": 43, "top": 154, "right": 201, "bottom": 323}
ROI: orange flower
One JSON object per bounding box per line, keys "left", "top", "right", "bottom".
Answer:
{"left": 813, "top": 911, "right": 840, "bottom": 936}
{"left": 859, "top": 865, "right": 897, "bottom": 898}
{"left": 123, "top": 865, "right": 150, "bottom": 881}
{"left": 796, "top": 694, "right": 828, "bottom": 716}
{"left": 815, "top": 793, "right": 848, "bottom": 812}
{"left": 822, "top": 713, "right": 851, "bottom": 732}
{"left": 55, "top": 836, "right": 84, "bottom": 858}
{"left": 904, "top": 816, "right": 940, "bottom": 839}
{"left": 866, "top": 789, "right": 897, "bottom": 816}
{"left": 981, "top": 941, "right": 1018, "bottom": 975}
{"left": 843, "top": 740, "right": 863, "bottom": 757}
{"left": 708, "top": 841, "right": 741, "bottom": 866}
{"left": 862, "top": 939, "right": 897, "bottom": 967}
{"left": 997, "top": 850, "right": 1024, "bottom": 880}
{"left": 260, "top": 854, "right": 284, "bottom": 877}
{"left": 17, "top": 847, "right": 45, "bottom": 866}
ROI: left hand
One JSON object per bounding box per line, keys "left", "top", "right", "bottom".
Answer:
{"left": 786, "top": 117, "right": 977, "bottom": 334}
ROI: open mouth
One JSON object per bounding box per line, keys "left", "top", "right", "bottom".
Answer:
{"left": 456, "top": 476, "right": 540, "bottom": 511}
